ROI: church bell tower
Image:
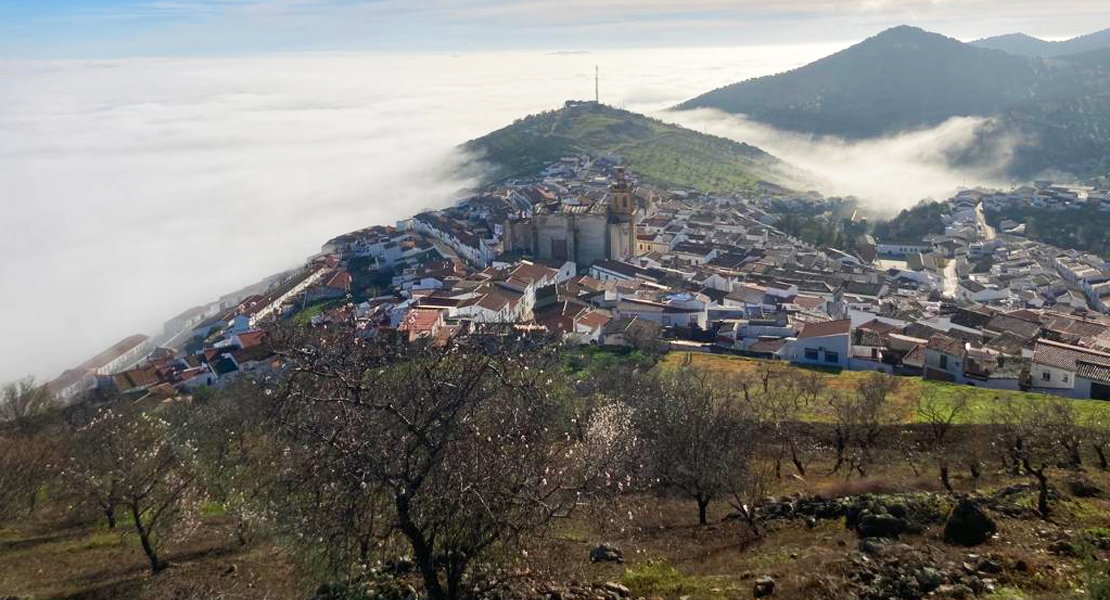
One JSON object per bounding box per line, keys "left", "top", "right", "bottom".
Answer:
{"left": 608, "top": 167, "right": 637, "bottom": 259}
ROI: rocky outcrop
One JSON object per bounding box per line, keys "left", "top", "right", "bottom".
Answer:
{"left": 753, "top": 575, "right": 776, "bottom": 597}
{"left": 589, "top": 543, "right": 624, "bottom": 564}
{"left": 943, "top": 498, "right": 998, "bottom": 547}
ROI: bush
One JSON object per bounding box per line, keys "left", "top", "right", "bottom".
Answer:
{"left": 622, "top": 560, "right": 725, "bottom": 600}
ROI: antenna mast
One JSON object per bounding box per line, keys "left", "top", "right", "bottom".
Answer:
{"left": 595, "top": 65, "right": 599, "bottom": 104}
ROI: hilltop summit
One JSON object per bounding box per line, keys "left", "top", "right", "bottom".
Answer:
{"left": 463, "top": 101, "right": 792, "bottom": 193}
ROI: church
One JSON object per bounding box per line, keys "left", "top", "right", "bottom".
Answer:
{"left": 504, "top": 168, "right": 641, "bottom": 270}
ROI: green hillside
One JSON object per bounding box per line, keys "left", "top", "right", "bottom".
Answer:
{"left": 677, "top": 25, "right": 1110, "bottom": 179}
{"left": 463, "top": 101, "right": 792, "bottom": 193}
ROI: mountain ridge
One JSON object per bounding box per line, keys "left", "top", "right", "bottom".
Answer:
{"left": 972, "top": 27, "right": 1110, "bottom": 57}
{"left": 676, "top": 26, "right": 1050, "bottom": 138}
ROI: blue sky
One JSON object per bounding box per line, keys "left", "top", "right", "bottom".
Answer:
{"left": 2, "top": 0, "right": 1108, "bottom": 58}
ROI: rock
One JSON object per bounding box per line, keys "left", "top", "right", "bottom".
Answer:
{"left": 804, "top": 517, "right": 817, "bottom": 529}
{"left": 857, "top": 514, "right": 908, "bottom": 539}
{"left": 1012, "top": 559, "right": 1030, "bottom": 573}
{"left": 976, "top": 558, "right": 1003, "bottom": 574}
{"left": 915, "top": 567, "right": 944, "bottom": 593}
{"left": 943, "top": 498, "right": 997, "bottom": 547}
{"left": 753, "top": 576, "right": 776, "bottom": 598}
{"left": 859, "top": 538, "right": 886, "bottom": 555}
{"left": 1048, "top": 539, "right": 1076, "bottom": 556}
{"left": 590, "top": 544, "right": 624, "bottom": 564}
{"left": 1065, "top": 475, "right": 1103, "bottom": 498}
{"left": 602, "top": 583, "right": 630, "bottom": 597}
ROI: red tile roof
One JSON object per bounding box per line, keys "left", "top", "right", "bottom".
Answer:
{"left": 399, "top": 308, "right": 444, "bottom": 333}
{"left": 797, "top": 319, "right": 851, "bottom": 339}
{"left": 1033, "top": 338, "right": 1110, "bottom": 371}
{"left": 926, "top": 334, "right": 966, "bottom": 356}
{"left": 326, "top": 270, "right": 352, "bottom": 290}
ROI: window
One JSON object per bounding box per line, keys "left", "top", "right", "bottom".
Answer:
{"left": 939, "top": 355, "right": 948, "bottom": 370}
{"left": 825, "top": 351, "right": 839, "bottom": 364}
{"left": 1042, "top": 371, "right": 1051, "bottom": 382}
{"left": 804, "top": 348, "right": 819, "bottom": 361}
{"left": 871, "top": 348, "right": 879, "bottom": 359}
{"left": 1063, "top": 374, "right": 1070, "bottom": 383}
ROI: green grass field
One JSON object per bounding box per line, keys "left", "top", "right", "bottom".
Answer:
{"left": 659, "top": 352, "right": 1110, "bottom": 424}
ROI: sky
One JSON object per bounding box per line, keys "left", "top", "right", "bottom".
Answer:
{"left": 1, "top": 2, "right": 1107, "bottom": 384}
{"left": 1, "top": 0, "right": 1108, "bottom": 59}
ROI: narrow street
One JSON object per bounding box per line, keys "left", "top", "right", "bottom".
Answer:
{"left": 975, "top": 203, "right": 996, "bottom": 241}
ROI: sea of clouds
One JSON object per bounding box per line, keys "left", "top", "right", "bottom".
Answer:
{"left": 0, "top": 44, "right": 1018, "bottom": 382}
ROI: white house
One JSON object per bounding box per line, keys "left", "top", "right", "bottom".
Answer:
{"left": 1031, "top": 339, "right": 1110, "bottom": 399}
{"left": 785, "top": 319, "right": 851, "bottom": 369}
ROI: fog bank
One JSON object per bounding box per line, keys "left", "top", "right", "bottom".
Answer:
{"left": 663, "top": 108, "right": 1018, "bottom": 213}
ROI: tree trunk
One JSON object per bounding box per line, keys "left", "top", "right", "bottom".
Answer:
{"left": 1065, "top": 443, "right": 1082, "bottom": 469}
{"left": 1095, "top": 445, "right": 1108, "bottom": 471}
{"left": 105, "top": 505, "right": 117, "bottom": 529}
{"left": 446, "top": 560, "right": 467, "bottom": 600}
{"left": 697, "top": 497, "right": 710, "bottom": 526}
{"left": 1036, "top": 472, "right": 1050, "bottom": 519}
{"left": 1023, "top": 460, "right": 1050, "bottom": 519}
{"left": 791, "top": 446, "right": 807, "bottom": 477}
{"left": 968, "top": 460, "right": 981, "bottom": 481}
{"left": 397, "top": 494, "right": 447, "bottom": 600}
{"left": 236, "top": 518, "right": 250, "bottom": 547}
{"left": 906, "top": 455, "right": 921, "bottom": 477}
{"left": 830, "top": 436, "right": 847, "bottom": 474}
{"left": 131, "top": 504, "right": 166, "bottom": 574}
{"left": 940, "top": 464, "right": 953, "bottom": 494}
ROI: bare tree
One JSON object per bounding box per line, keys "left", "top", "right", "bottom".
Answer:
{"left": 1085, "top": 413, "right": 1110, "bottom": 470}
{"left": 1042, "top": 398, "right": 1082, "bottom": 469}
{"left": 827, "top": 373, "right": 900, "bottom": 477}
{"left": 0, "top": 376, "right": 56, "bottom": 427}
{"left": 737, "top": 363, "right": 823, "bottom": 478}
{"left": 66, "top": 409, "right": 201, "bottom": 573}
{"left": 724, "top": 453, "right": 776, "bottom": 536}
{"left": 990, "top": 397, "right": 1071, "bottom": 518}
{"left": 177, "top": 382, "right": 276, "bottom": 546}
{"left": 637, "top": 368, "right": 750, "bottom": 525}
{"left": 268, "top": 325, "right": 632, "bottom": 600}
{"left": 917, "top": 388, "right": 969, "bottom": 492}
{"left": 0, "top": 434, "right": 62, "bottom": 520}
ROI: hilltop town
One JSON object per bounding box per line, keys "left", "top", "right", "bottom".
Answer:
{"left": 39, "top": 151, "right": 1110, "bottom": 406}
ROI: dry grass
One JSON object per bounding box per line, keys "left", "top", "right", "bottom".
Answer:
{"left": 0, "top": 512, "right": 301, "bottom": 600}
